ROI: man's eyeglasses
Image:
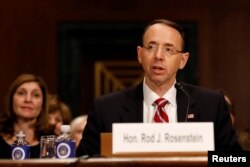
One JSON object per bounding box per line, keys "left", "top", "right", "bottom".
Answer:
{"left": 142, "top": 44, "right": 183, "bottom": 56}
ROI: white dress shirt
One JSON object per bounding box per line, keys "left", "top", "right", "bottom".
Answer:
{"left": 143, "top": 79, "right": 177, "bottom": 123}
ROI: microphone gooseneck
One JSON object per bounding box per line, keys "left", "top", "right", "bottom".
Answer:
{"left": 175, "top": 82, "right": 190, "bottom": 122}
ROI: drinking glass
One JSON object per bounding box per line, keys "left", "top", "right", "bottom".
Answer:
{"left": 40, "top": 135, "right": 56, "bottom": 158}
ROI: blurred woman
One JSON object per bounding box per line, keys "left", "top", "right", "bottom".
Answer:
{"left": 48, "top": 94, "right": 72, "bottom": 136}
{"left": 0, "top": 74, "right": 52, "bottom": 158}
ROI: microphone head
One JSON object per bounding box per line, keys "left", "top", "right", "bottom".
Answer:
{"left": 175, "top": 82, "right": 183, "bottom": 90}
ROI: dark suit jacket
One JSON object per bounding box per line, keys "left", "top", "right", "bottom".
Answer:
{"left": 76, "top": 82, "right": 241, "bottom": 157}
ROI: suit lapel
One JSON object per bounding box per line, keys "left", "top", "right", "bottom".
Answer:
{"left": 120, "top": 82, "right": 198, "bottom": 123}
{"left": 176, "top": 86, "right": 197, "bottom": 122}
{"left": 121, "top": 83, "right": 144, "bottom": 122}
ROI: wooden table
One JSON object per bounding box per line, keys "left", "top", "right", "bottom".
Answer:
{"left": 0, "top": 156, "right": 207, "bottom": 167}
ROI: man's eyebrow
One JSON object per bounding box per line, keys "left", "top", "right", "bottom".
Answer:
{"left": 145, "top": 41, "right": 175, "bottom": 46}
{"left": 145, "top": 41, "right": 157, "bottom": 45}
{"left": 163, "top": 43, "right": 175, "bottom": 47}
{"left": 144, "top": 41, "right": 177, "bottom": 49}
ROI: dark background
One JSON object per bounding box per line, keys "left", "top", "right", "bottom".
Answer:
{"left": 57, "top": 21, "right": 197, "bottom": 118}
{"left": 0, "top": 0, "right": 250, "bottom": 131}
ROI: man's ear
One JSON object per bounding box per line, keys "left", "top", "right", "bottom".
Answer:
{"left": 137, "top": 46, "right": 143, "bottom": 64}
{"left": 179, "top": 52, "right": 189, "bottom": 69}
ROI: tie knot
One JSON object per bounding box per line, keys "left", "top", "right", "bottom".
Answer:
{"left": 154, "top": 98, "right": 168, "bottom": 108}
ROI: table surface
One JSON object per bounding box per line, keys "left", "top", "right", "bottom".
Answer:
{"left": 0, "top": 156, "right": 208, "bottom": 167}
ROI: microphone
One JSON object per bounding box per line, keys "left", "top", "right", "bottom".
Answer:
{"left": 175, "top": 82, "right": 190, "bottom": 122}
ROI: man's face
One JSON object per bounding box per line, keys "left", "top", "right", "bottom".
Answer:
{"left": 137, "top": 23, "right": 189, "bottom": 88}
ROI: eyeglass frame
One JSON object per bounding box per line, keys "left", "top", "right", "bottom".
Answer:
{"left": 141, "top": 43, "right": 183, "bottom": 57}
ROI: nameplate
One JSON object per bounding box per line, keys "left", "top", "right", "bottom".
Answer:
{"left": 112, "top": 122, "right": 214, "bottom": 154}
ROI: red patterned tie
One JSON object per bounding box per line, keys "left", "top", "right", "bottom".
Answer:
{"left": 153, "top": 98, "right": 169, "bottom": 123}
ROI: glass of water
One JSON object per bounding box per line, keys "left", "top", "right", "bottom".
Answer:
{"left": 40, "top": 135, "right": 56, "bottom": 158}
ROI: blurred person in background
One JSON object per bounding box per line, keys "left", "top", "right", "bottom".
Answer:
{"left": 218, "top": 89, "right": 235, "bottom": 126}
{"left": 48, "top": 94, "right": 72, "bottom": 136}
{"left": 238, "top": 128, "right": 250, "bottom": 151}
{"left": 218, "top": 90, "right": 250, "bottom": 151}
{"left": 70, "top": 115, "right": 88, "bottom": 148}
{"left": 0, "top": 74, "right": 53, "bottom": 158}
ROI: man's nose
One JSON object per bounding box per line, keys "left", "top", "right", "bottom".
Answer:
{"left": 154, "top": 47, "right": 164, "bottom": 60}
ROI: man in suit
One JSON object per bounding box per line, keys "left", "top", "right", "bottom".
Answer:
{"left": 76, "top": 19, "right": 241, "bottom": 157}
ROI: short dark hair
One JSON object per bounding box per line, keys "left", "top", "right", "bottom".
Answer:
{"left": 142, "top": 19, "right": 186, "bottom": 51}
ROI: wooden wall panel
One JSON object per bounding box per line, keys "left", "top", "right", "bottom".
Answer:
{"left": 0, "top": 0, "right": 249, "bottom": 129}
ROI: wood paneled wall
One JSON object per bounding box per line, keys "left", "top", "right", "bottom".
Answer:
{"left": 0, "top": 0, "right": 249, "bottom": 129}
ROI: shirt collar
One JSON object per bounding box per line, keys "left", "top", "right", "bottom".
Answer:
{"left": 143, "top": 78, "right": 177, "bottom": 107}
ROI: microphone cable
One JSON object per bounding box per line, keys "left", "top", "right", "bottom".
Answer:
{"left": 175, "top": 82, "right": 190, "bottom": 122}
